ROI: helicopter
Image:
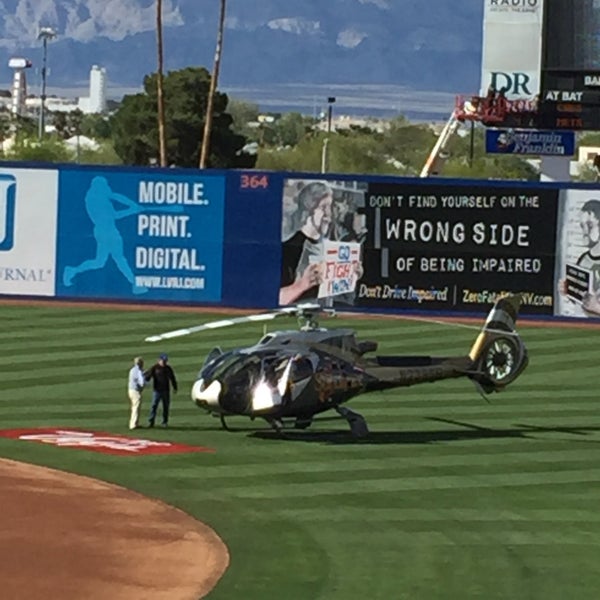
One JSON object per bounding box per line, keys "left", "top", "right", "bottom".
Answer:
{"left": 145, "top": 294, "right": 528, "bottom": 438}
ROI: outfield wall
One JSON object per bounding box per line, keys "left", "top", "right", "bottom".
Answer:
{"left": 0, "top": 161, "right": 598, "bottom": 320}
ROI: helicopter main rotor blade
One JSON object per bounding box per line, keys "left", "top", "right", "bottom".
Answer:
{"left": 144, "top": 303, "right": 336, "bottom": 343}
{"left": 144, "top": 308, "right": 304, "bottom": 342}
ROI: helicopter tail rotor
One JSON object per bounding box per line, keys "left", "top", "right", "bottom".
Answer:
{"left": 467, "top": 294, "right": 528, "bottom": 394}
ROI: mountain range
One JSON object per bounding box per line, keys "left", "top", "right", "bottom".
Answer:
{"left": 0, "top": 0, "right": 484, "bottom": 117}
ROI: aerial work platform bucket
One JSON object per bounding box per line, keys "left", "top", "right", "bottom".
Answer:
{"left": 455, "top": 93, "right": 538, "bottom": 127}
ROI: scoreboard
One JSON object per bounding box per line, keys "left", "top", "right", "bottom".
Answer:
{"left": 539, "top": 0, "right": 600, "bottom": 130}
{"left": 543, "top": 0, "right": 600, "bottom": 72}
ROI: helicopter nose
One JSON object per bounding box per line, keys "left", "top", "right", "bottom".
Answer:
{"left": 191, "top": 378, "right": 222, "bottom": 410}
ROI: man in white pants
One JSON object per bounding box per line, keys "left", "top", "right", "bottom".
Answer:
{"left": 128, "top": 357, "right": 146, "bottom": 430}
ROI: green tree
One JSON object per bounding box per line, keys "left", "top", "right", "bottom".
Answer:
{"left": 110, "top": 67, "right": 254, "bottom": 168}
{"left": 227, "top": 98, "right": 260, "bottom": 139}
{"left": 0, "top": 108, "right": 11, "bottom": 155}
{"left": 77, "top": 141, "right": 122, "bottom": 165}
{"left": 257, "top": 129, "right": 403, "bottom": 175}
{"left": 5, "top": 136, "right": 72, "bottom": 162}
{"left": 272, "top": 112, "right": 313, "bottom": 147}
{"left": 380, "top": 117, "right": 438, "bottom": 175}
{"left": 52, "top": 109, "right": 84, "bottom": 140}
{"left": 440, "top": 126, "right": 538, "bottom": 180}
{"left": 110, "top": 93, "right": 156, "bottom": 165}
{"left": 11, "top": 113, "right": 37, "bottom": 142}
{"left": 327, "top": 131, "right": 391, "bottom": 174}
{"left": 574, "top": 162, "right": 598, "bottom": 182}
{"left": 80, "top": 114, "right": 112, "bottom": 140}
{"left": 578, "top": 132, "right": 600, "bottom": 147}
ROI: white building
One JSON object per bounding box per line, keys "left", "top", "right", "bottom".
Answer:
{"left": 25, "top": 96, "right": 79, "bottom": 113}
{"left": 78, "top": 65, "right": 107, "bottom": 114}
{"left": 9, "top": 57, "right": 32, "bottom": 116}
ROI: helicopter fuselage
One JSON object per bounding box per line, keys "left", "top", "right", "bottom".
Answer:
{"left": 191, "top": 328, "right": 474, "bottom": 421}
{"left": 147, "top": 294, "right": 528, "bottom": 438}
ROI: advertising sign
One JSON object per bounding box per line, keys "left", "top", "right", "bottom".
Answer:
{"left": 56, "top": 169, "right": 225, "bottom": 302}
{"left": 279, "top": 178, "right": 367, "bottom": 307}
{"left": 358, "top": 182, "right": 557, "bottom": 314}
{"left": 0, "top": 168, "right": 58, "bottom": 296}
{"left": 481, "top": 0, "right": 544, "bottom": 99}
{"left": 485, "top": 129, "right": 575, "bottom": 156}
{"left": 554, "top": 189, "right": 600, "bottom": 318}
{"left": 279, "top": 178, "right": 557, "bottom": 314}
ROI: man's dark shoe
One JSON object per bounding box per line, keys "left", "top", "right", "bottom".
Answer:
{"left": 148, "top": 421, "right": 154, "bottom": 428}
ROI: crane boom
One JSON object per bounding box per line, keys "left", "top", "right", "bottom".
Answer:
{"left": 420, "top": 111, "right": 462, "bottom": 178}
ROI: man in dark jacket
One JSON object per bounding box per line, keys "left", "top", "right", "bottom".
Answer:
{"left": 145, "top": 353, "right": 178, "bottom": 427}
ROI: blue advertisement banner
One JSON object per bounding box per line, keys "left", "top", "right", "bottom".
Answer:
{"left": 56, "top": 168, "right": 225, "bottom": 302}
{"left": 485, "top": 129, "right": 575, "bottom": 156}
{"left": 221, "top": 171, "right": 283, "bottom": 308}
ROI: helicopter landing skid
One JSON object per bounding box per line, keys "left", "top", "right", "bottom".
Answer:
{"left": 294, "top": 417, "right": 313, "bottom": 430}
{"left": 265, "top": 417, "right": 285, "bottom": 435}
{"left": 219, "top": 415, "right": 231, "bottom": 431}
{"left": 335, "top": 406, "right": 369, "bottom": 439}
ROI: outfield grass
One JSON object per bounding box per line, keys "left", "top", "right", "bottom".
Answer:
{"left": 2, "top": 303, "right": 600, "bottom": 599}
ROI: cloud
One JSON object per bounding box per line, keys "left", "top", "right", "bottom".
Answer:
{"left": 225, "top": 16, "right": 259, "bottom": 32}
{"left": 358, "top": 0, "right": 390, "bottom": 9}
{"left": 267, "top": 18, "right": 321, "bottom": 35}
{"left": 337, "top": 29, "right": 367, "bottom": 49}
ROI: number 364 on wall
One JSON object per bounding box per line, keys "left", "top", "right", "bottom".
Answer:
{"left": 240, "top": 173, "right": 270, "bottom": 190}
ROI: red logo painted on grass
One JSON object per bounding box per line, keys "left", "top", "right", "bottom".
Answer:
{"left": 0, "top": 428, "right": 215, "bottom": 456}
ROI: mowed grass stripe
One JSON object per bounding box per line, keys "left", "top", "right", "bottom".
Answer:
{"left": 271, "top": 527, "right": 600, "bottom": 546}
{"left": 185, "top": 447, "right": 600, "bottom": 479}
{"left": 218, "top": 468, "right": 600, "bottom": 499}
{"left": 207, "top": 461, "right": 600, "bottom": 488}
{"left": 278, "top": 507, "right": 600, "bottom": 523}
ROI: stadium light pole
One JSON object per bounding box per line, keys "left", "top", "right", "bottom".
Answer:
{"left": 38, "top": 26, "right": 57, "bottom": 139}
{"left": 326, "top": 96, "right": 336, "bottom": 133}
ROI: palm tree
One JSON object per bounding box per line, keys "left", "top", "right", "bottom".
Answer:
{"left": 156, "top": 0, "right": 167, "bottom": 167}
{"left": 199, "top": 0, "right": 227, "bottom": 168}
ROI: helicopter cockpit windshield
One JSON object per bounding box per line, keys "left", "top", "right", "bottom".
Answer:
{"left": 198, "top": 351, "right": 240, "bottom": 382}
{"left": 194, "top": 346, "right": 321, "bottom": 415}
{"left": 200, "top": 351, "right": 296, "bottom": 386}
